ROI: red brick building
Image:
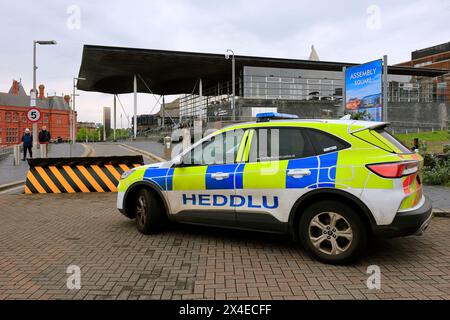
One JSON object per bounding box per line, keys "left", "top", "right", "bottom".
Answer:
{"left": 0, "top": 80, "right": 75, "bottom": 146}
{"left": 395, "top": 41, "right": 450, "bottom": 102}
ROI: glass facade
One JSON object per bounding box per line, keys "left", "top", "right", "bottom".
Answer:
{"left": 243, "top": 66, "right": 344, "bottom": 102}
{"left": 178, "top": 65, "right": 443, "bottom": 122}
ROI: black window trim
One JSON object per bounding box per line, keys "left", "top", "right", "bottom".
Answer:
{"left": 245, "top": 126, "right": 318, "bottom": 163}
{"left": 181, "top": 129, "right": 246, "bottom": 167}
{"left": 303, "top": 127, "right": 352, "bottom": 156}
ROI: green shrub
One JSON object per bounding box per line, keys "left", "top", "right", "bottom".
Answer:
{"left": 423, "top": 166, "right": 450, "bottom": 185}
{"left": 423, "top": 153, "right": 438, "bottom": 167}
{"left": 422, "top": 155, "right": 450, "bottom": 185}
{"left": 444, "top": 144, "right": 450, "bottom": 154}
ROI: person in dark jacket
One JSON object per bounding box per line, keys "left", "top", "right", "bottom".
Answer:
{"left": 38, "top": 125, "right": 51, "bottom": 144}
{"left": 38, "top": 125, "right": 51, "bottom": 157}
{"left": 21, "top": 128, "right": 33, "bottom": 161}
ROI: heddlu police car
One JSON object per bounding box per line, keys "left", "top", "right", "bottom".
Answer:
{"left": 117, "top": 113, "right": 432, "bottom": 264}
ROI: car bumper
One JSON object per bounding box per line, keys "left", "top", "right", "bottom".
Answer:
{"left": 373, "top": 196, "right": 433, "bottom": 238}
{"left": 117, "top": 191, "right": 130, "bottom": 217}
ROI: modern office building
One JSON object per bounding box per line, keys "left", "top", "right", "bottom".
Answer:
{"left": 0, "top": 80, "right": 73, "bottom": 146}
{"left": 133, "top": 98, "right": 180, "bottom": 134}
{"left": 78, "top": 45, "right": 449, "bottom": 133}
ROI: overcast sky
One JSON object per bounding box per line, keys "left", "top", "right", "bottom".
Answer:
{"left": 0, "top": 0, "right": 448, "bottom": 126}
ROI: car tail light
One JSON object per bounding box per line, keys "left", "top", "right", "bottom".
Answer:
{"left": 366, "top": 161, "right": 419, "bottom": 178}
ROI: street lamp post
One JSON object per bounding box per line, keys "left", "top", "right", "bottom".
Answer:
{"left": 70, "top": 77, "right": 86, "bottom": 157}
{"left": 32, "top": 40, "right": 57, "bottom": 156}
{"left": 225, "top": 49, "right": 236, "bottom": 121}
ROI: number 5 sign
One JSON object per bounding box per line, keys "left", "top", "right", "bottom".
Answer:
{"left": 27, "top": 108, "right": 41, "bottom": 122}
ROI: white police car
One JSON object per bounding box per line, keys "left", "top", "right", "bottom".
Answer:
{"left": 117, "top": 113, "right": 432, "bottom": 264}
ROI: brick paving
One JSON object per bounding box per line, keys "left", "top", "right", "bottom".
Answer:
{"left": 0, "top": 193, "right": 449, "bottom": 300}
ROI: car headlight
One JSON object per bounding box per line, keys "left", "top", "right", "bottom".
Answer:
{"left": 120, "top": 168, "right": 136, "bottom": 180}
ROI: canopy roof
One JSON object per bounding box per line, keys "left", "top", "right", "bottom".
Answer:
{"left": 77, "top": 44, "right": 449, "bottom": 95}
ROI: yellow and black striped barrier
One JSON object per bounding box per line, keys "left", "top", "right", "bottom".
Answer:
{"left": 25, "top": 156, "right": 143, "bottom": 194}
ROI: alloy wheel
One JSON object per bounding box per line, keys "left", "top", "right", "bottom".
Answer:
{"left": 308, "top": 211, "right": 353, "bottom": 255}
{"left": 136, "top": 195, "right": 147, "bottom": 227}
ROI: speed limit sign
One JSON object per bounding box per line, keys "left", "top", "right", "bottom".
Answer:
{"left": 27, "top": 108, "right": 41, "bottom": 122}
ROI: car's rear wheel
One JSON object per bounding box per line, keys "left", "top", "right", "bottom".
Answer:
{"left": 298, "top": 201, "right": 367, "bottom": 264}
{"left": 134, "top": 188, "right": 166, "bottom": 234}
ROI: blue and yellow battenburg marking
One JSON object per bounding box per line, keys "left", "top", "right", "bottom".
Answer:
{"left": 142, "top": 152, "right": 338, "bottom": 191}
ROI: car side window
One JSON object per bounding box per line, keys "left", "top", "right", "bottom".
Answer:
{"left": 248, "top": 127, "right": 315, "bottom": 162}
{"left": 305, "top": 129, "right": 350, "bottom": 154}
{"left": 184, "top": 129, "right": 245, "bottom": 165}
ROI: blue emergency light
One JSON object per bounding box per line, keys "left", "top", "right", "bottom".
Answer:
{"left": 255, "top": 112, "right": 299, "bottom": 122}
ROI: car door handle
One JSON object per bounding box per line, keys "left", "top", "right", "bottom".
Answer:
{"left": 287, "top": 169, "right": 311, "bottom": 178}
{"left": 211, "top": 172, "right": 230, "bottom": 180}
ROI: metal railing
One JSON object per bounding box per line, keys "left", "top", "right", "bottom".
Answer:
{"left": 243, "top": 74, "right": 343, "bottom": 101}
{"left": 387, "top": 81, "right": 442, "bottom": 103}
{"left": 178, "top": 76, "right": 447, "bottom": 125}
{"left": 0, "top": 145, "right": 14, "bottom": 160}
{"left": 180, "top": 79, "right": 244, "bottom": 120}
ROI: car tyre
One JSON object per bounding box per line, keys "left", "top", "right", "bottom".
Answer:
{"left": 298, "top": 200, "right": 367, "bottom": 265}
{"left": 134, "top": 188, "right": 166, "bottom": 235}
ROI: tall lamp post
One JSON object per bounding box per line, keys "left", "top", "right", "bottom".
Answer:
{"left": 225, "top": 49, "right": 236, "bottom": 121}
{"left": 70, "top": 77, "right": 86, "bottom": 157}
{"left": 32, "top": 40, "right": 57, "bottom": 156}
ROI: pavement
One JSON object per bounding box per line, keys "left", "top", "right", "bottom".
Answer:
{"left": 0, "top": 192, "right": 449, "bottom": 300}
{"left": 121, "top": 139, "right": 170, "bottom": 159}
{"left": 423, "top": 185, "right": 450, "bottom": 211}
{"left": 84, "top": 142, "right": 153, "bottom": 164}
{"left": 0, "top": 142, "right": 160, "bottom": 189}
{"left": 0, "top": 143, "right": 85, "bottom": 185}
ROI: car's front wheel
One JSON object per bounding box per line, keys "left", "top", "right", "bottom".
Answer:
{"left": 134, "top": 188, "right": 166, "bottom": 234}
{"left": 298, "top": 201, "right": 367, "bottom": 265}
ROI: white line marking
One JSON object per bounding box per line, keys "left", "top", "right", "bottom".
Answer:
{"left": 0, "top": 185, "right": 24, "bottom": 194}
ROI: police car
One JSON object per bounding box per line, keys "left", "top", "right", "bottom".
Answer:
{"left": 117, "top": 113, "right": 432, "bottom": 264}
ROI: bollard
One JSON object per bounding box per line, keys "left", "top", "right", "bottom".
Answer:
{"left": 164, "top": 136, "right": 172, "bottom": 160}
{"left": 13, "top": 145, "right": 21, "bottom": 166}
{"left": 24, "top": 155, "right": 143, "bottom": 194}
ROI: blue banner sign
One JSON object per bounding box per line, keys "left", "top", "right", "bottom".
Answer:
{"left": 345, "top": 59, "right": 383, "bottom": 121}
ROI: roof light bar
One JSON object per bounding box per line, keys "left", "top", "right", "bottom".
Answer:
{"left": 256, "top": 112, "right": 299, "bottom": 122}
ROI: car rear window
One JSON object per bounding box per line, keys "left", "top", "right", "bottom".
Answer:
{"left": 374, "top": 128, "right": 412, "bottom": 154}
{"left": 305, "top": 129, "right": 351, "bottom": 155}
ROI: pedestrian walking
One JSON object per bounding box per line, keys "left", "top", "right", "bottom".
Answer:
{"left": 21, "top": 128, "right": 33, "bottom": 161}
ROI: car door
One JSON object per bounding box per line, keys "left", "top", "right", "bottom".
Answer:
{"left": 165, "top": 128, "right": 246, "bottom": 227}
{"left": 235, "top": 126, "right": 318, "bottom": 232}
